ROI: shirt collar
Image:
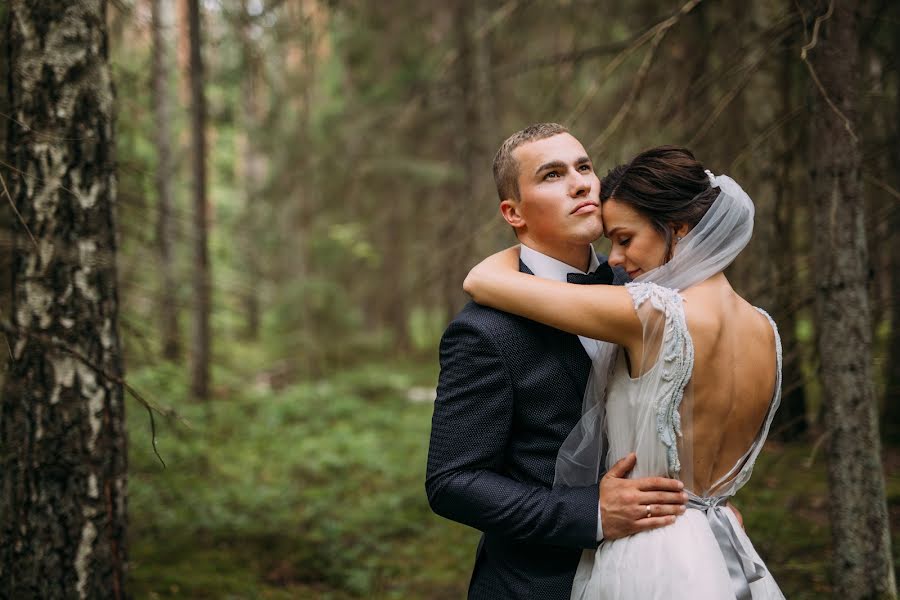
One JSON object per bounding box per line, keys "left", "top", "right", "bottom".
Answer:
{"left": 519, "top": 244, "right": 600, "bottom": 282}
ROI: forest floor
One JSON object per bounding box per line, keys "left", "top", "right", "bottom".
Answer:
{"left": 126, "top": 358, "right": 900, "bottom": 599}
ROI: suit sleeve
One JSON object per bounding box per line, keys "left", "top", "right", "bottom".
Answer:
{"left": 425, "top": 318, "right": 598, "bottom": 549}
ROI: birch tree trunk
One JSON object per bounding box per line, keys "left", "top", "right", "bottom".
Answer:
{"left": 806, "top": 1, "right": 897, "bottom": 597}
{"left": 1, "top": 1, "right": 128, "bottom": 598}
{"left": 151, "top": 0, "right": 181, "bottom": 360}
{"left": 187, "top": 0, "right": 211, "bottom": 400}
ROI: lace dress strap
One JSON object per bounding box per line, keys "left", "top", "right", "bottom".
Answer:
{"left": 624, "top": 282, "right": 695, "bottom": 475}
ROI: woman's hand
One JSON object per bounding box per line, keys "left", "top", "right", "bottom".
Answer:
{"left": 463, "top": 245, "right": 521, "bottom": 301}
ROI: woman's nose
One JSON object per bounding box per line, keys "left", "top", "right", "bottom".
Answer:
{"left": 608, "top": 246, "right": 624, "bottom": 267}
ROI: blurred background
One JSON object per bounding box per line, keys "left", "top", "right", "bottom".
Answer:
{"left": 1, "top": 0, "right": 898, "bottom": 598}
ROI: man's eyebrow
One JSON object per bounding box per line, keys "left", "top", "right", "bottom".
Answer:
{"left": 533, "top": 156, "right": 592, "bottom": 175}
{"left": 534, "top": 160, "right": 567, "bottom": 175}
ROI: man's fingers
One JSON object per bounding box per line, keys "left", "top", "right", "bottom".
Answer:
{"left": 634, "top": 515, "right": 677, "bottom": 532}
{"left": 639, "top": 491, "right": 688, "bottom": 506}
{"left": 636, "top": 476, "right": 684, "bottom": 492}
{"left": 642, "top": 504, "right": 686, "bottom": 518}
{"left": 606, "top": 453, "right": 637, "bottom": 478}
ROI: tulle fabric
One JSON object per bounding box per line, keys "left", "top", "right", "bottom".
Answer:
{"left": 572, "top": 509, "right": 784, "bottom": 599}
{"left": 554, "top": 172, "right": 754, "bottom": 490}
{"left": 556, "top": 172, "right": 785, "bottom": 598}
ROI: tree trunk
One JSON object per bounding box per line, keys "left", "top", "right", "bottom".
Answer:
{"left": 237, "top": 2, "right": 263, "bottom": 341}
{"left": 441, "top": 0, "right": 485, "bottom": 321}
{"left": 770, "top": 35, "right": 807, "bottom": 441}
{"left": 883, "top": 26, "right": 900, "bottom": 443}
{"left": 0, "top": 0, "right": 11, "bottom": 335}
{"left": 187, "top": 0, "right": 210, "bottom": 400}
{"left": 151, "top": 0, "right": 181, "bottom": 360}
{"left": 806, "top": 1, "right": 897, "bottom": 597}
{"left": 1, "top": 2, "right": 128, "bottom": 598}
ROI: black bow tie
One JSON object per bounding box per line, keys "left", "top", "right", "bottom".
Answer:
{"left": 566, "top": 262, "right": 615, "bottom": 285}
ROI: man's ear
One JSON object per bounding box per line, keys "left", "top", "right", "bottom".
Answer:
{"left": 500, "top": 199, "right": 526, "bottom": 232}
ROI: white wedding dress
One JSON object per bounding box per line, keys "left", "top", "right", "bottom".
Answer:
{"left": 570, "top": 282, "right": 786, "bottom": 600}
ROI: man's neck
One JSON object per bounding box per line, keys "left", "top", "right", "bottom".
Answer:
{"left": 520, "top": 239, "right": 593, "bottom": 272}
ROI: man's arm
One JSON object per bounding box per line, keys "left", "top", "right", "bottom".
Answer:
{"left": 425, "top": 317, "right": 598, "bottom": 549}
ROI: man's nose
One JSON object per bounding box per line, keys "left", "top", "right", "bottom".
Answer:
{"left": 570, "top": 172, "right": 591, "bottom": 197}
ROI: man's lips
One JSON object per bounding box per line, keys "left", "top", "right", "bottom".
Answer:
{"left": 571, "top": 202, "right": 599, "bottom": 215}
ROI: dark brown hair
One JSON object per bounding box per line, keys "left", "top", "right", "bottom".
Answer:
{"left": 600, "top": 145, "right": 719, "bottom": 260}
{"left": 493, "top": 122, "right": 569, "bottom": 201}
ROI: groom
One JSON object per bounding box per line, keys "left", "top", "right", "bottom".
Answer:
{"left": 426, "top": 123, "right": 688, "bottom": 599}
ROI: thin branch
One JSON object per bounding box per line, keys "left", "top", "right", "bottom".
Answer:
{"left": 804, "top": 431, "right": 830, "bottom": 468}
{"left": 495, "top": 39, "right": 634, "bottom": 80}
{"left": 688, "top": 26, "right": 789, "bottom": 147}
{"left": 799, "top": 0, "right": 858, "bottom": 143}
{"left": 0, "top": 169, "right": 38, "bottom": 251}
{"left": 566, "top": 0, "right": 703, "bottom": 127}
{"left": 729, "top": 106, "right": 805, "bottom": 171}
{"left": 0, "top": 319, "right": 189, "bottom": 468}
{"left": 863, "top": 172, "right": 900, "bottom": 202}
{"left": 588, "top": 27, "right": 667, "bottom": 152}
{"left": 0, "top": 110, "right": 93, "bottom": 143}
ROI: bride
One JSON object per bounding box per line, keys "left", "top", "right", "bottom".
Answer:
{"left": 463, "top": 146, "right": 785, "bottom": 599}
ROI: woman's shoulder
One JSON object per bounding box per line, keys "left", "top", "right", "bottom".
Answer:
{"left": 623, "top": 281, "right": 686, "bottom": 311}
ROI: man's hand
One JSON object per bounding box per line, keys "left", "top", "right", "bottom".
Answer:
{"left": 599, "top": 453, "right": 688, "bottom": 540}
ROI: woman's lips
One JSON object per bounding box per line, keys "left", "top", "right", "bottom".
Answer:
{"left": 571, "top": 202, "right": 599, "bottom": 215}
{"left": 627, "top": 269, "right": 641, "bottom": 279}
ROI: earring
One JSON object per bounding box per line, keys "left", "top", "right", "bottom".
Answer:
{"left": 676, "top": 235, "right": 684, "bottom": 242}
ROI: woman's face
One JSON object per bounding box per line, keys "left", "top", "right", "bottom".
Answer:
{"left": 602, "top": 198, "right": 671, "bottom": 279}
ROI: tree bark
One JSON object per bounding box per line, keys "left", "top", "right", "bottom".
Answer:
{"left": 237, "top": 2, "right": 263, "bottom": 341}
{"left": 151, "top": 0, "right": 181, "bottom": 360}
{"left": 770, "top": 35, "right": 807, "bottom": 441}
{"left": 187, "top": 0, "right": 210, "bottom": 400}
{"left": 441, "top": 0, "right": 489, "bottom": 321}
{"left": 806, "top": 1, "right": 897, "bottom": 597}
{"left": 1, "top": 2, "right": 128, "bottom": 598}
{"left": 883, "top": 23, "right": 900, "bottom": 443}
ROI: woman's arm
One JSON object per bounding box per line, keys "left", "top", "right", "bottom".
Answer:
{"left": 463, "top": 246, "right": 643, "bottom": 347}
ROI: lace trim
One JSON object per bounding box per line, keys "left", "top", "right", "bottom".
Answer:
{"left": 625, "top": 282, "right": 695, "bottom": 475}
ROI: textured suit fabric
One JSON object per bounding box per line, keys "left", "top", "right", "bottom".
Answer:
{"left": 426, "top": 265, "right": 600, "bottom": 599}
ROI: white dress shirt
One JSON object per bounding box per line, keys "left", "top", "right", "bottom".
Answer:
{"left": 519, "top": 243, "right": 607, "bottom": 541}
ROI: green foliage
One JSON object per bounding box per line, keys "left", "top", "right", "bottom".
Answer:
{"left": 128, "top": 359, "right": 470, "bottom": 598}
{"left": 126, "top": 359, "right": 900, "bottom": 598}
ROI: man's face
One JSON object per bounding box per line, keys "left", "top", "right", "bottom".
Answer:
{"left": 504, "top": 133, "right": 603, "bottom": 249}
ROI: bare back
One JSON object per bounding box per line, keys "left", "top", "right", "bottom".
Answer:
{"left": 680, "top": 275, "right": 778, "bottom": 492}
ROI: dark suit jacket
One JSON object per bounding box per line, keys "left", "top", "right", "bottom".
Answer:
{"left": 426, "top": 262, "right": 600, "bottom": 600}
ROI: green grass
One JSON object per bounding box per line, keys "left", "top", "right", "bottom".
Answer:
{"left": 126, "top": 359, "right": 900, "bottom": 598}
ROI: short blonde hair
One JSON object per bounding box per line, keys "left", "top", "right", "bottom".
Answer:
{"left": 492, "top": 123, "right": 569, "bottom": 201}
